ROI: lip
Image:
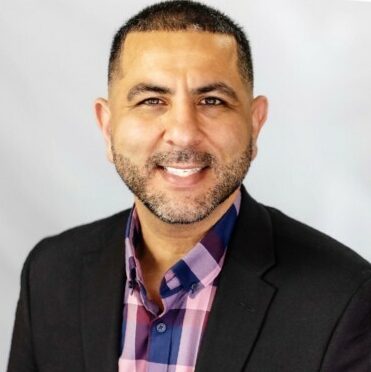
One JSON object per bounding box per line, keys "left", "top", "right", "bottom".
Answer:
{"left": 159, "top": 164, "right": 207, "bottom": 169}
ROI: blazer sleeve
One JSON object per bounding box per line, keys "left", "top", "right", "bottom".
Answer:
{"left": 320, "top": 275, "right": 371, "bottom": 372}
{"left": 7, "top": 250, "right": 38, "bottom": 372}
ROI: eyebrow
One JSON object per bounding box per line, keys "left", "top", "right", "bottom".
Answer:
{"left": 191, "top": 82, "right": 238, "bottom": 101}
{"left": 127, "top": 83, "right": 174, "bottom": 102}
{"left": 126, "top": 81, "right": 239, "bottom": 102}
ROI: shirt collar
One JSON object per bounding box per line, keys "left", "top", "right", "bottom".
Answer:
{"left": 124, "top": 189, "right": 241, "bottom": 298}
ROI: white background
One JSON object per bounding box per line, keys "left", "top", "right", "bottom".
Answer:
{"left": 1, "top": 0, "right": 370, "bottom": 369}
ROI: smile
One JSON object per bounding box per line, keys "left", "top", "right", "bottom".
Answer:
{"left": 164, "top": 167, "right": 203, "bottom": 177}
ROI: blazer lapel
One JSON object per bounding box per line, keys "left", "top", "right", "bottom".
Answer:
{"left": 80, "top": 213, "right": 128, "bottom": 372}
{"left": 195, "top": 188, "right": 277, "bottom": 372}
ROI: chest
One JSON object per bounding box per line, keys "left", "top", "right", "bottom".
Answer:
{"left": 119, "top": 279, "right": 218, "bottom": 371}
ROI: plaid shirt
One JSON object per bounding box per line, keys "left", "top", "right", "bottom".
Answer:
{"left": 119, "top": 191, "right": 241, "bottom": 372}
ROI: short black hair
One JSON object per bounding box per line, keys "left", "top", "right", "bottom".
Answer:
{"left": 108, "top": 0, "right": 254, "bottom": 88}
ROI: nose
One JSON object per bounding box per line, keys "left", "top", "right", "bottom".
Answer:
{"left": 162, "top": 99, "right": 203, "bottom": 148}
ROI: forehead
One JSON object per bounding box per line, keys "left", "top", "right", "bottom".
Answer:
{"left": 123, "top": 30, "right": 238, "bottom": 55}
{"left": 116, "top": 31, "right": 241, "bottom": 85}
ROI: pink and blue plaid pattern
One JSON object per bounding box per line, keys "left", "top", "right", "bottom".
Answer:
{"left": 119, "top": 191, "right": 241, "bottom": 372}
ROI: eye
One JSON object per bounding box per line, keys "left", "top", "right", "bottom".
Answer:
{"left": 200, "top": 97, "right": 225, "bottom": 106}
{"left": 139, "top": 97, "right": 165, "bottom": 106}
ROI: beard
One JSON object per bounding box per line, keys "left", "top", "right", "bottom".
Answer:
{"left": 112, "top": 141, "right": 253, "bottom": 224}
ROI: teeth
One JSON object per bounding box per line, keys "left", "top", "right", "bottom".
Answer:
{"left": 164, "top": 167, "right": 202, "bottom": 177}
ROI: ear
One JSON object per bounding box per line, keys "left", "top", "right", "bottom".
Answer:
{"left": 94, "top": 98, "right": 113, "bottom": 163}
{"left": 250, "top": 95, "right": 268, "bottom": 160}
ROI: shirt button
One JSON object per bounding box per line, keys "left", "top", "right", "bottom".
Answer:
{"left": 156, "top": 322, "right": 167, "bottom": 333}
{"left": 190, "top": 283, "right": 198, "bottom": 293}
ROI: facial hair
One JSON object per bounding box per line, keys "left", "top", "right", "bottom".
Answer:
{"left": 112, "top": 141, "right": 253, "bottom": 224}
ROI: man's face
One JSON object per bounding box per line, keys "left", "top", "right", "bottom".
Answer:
{"left": 96, "top": 31, "right": 267, "bottom": 224}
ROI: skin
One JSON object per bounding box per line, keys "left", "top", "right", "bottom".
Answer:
{"left": 95, "top": 31, "right": 268, "bottom": 309}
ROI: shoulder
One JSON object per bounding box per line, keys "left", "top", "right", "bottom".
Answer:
{"left": 24, "top": 209, "right": 131, "bottom": 271}
{"left": 263, "top": 204, "right": 371, "bottom": 290}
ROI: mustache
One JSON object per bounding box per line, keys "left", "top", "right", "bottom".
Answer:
{"left": 146, "top": 149, "right": 216, "bottom": 167}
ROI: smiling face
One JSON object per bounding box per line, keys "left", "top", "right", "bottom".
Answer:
{"left": 95, "top": 31, "right": 268, "bottom": 224}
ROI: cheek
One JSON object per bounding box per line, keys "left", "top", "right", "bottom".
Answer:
{"left": 112, "top": 117, "right": 161, "bottom": 160}
{"left": 211, "top": 121, "right": 250, "bottom": 158}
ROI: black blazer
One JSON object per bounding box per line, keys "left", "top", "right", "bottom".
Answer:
{"left": 8, "top": 188, "right": 371, "bottom": 371}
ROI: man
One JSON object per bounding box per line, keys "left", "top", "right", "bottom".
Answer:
{"left": 8, "top": 1, "right": 371, "bottom": 371}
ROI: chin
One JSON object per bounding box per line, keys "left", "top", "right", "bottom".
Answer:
{"left": 140, "top": 184, "right": 239, "bottom": 225}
